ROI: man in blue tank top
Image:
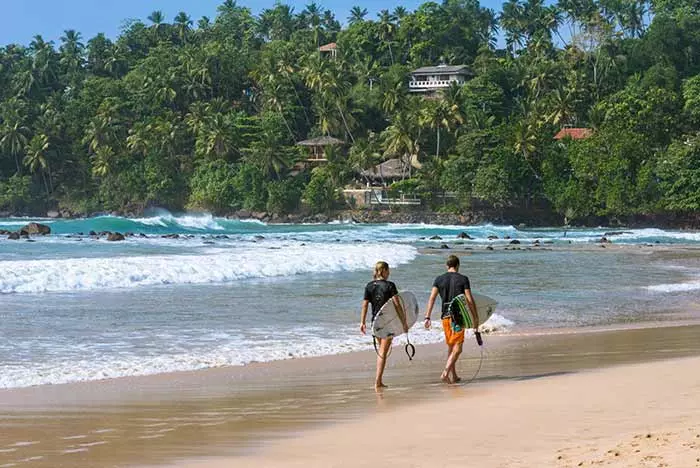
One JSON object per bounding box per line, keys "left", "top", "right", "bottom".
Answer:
{"left": 423, "top": 255, "right": 478, "bottom": 384}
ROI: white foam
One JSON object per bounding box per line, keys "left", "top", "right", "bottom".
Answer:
{"left": 0, "top": 312, "right": 517, "bottom": 388}
{"left": 479, "top": 313, "right": 515, "bottom": 333}
{"left": 645, "top": 281, "right": 700, "bottom": 293}
{"left": 0, "top": 243, "right": 417, "bottom": 294}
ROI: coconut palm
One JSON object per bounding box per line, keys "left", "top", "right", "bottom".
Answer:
{"left": 348, "top": 6, "right": 368, "bottom": 25}
{"left": 147, "top": 10, "right": 168, "bottom": 41}
{"left": 377, "top": 10, "right": 396, "bottom": 65}
{"left": 0, "top": 120, "right": 30, "bottom": 173}
{"left": 24, "top": 134, "right": 52, "bottom": 195}
{"left": 174, "top": 12, "right": 193, "bottom": 43}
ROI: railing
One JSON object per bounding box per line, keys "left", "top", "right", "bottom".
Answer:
{"left": 369, "top": 191, "right": 421, "bottom": 206}
{"left": 409, "top": 79, "right": 464, "bottom": 90}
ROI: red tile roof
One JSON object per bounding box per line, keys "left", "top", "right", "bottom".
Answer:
{"left": 554, "top": 128, "right": 593, "bottom": 140}
{"left": 319, "top": 42, "right": 337, "bottom": 52}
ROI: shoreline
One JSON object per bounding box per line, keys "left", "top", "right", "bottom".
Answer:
{"left": 168, "top": 355, "right": 700, "bottom": 468}
{"left": 4, "top": 323, "right": 700, "bottom": 467}
{"left": 2, "top": 318, "right": 699, "bottom": 394}
{"left": 2, "top": 209, "right": 700, "bottom": 230}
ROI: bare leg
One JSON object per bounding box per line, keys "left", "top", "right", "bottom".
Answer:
{"left": 375, "top": 337, "right": 392, "bottom": 391}
{"left": 441, "top": 343, "right": 454, "bottom": 384}
{"left": 443, "top": 342, "right": 463, "bottom": 384}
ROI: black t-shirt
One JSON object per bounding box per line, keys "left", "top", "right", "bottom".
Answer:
{"left": 364, "top": 280, "right": 399, "bottom": 320}
{"left": 433, "top": 272, "right": 471, "bottom": 319}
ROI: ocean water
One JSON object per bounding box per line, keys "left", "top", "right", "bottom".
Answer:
{"left": 1, "top": 213, "right": 699, "bottom": 389}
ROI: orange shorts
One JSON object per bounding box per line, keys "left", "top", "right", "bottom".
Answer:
{"left": 442, "top": 318, "right": 465, "bottom": 345}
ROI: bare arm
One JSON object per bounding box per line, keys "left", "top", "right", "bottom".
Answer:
{"left": 464, "top": 289, "right": 479, "bottom": 329}
{"left": 360, "top": 300, "right": 369, "bottom": 335}
{"left": 392, "top": 295, "right": 409, "bottom": 333}
{"left": 424, "top": 287, "right": 439, "bottom": 329}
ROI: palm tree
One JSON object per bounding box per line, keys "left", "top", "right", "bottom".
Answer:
{"left": 420, "top": 100, "right": 453, "bottom": 159}
{"left": 59, "top": 30, "right": 84, "bottom": 75}
{"left": 90, "top": 145, "right": 114, "bottom": 177}
{"left": 174, "top": 12, "right": 193, "bottom": 43}
{"left": 24, "top": 134, "right": 52, "bottom": 196}
{"left": 377, "top": 10, "right": 396, "bottom": 65}
{"left": 0, "top": 120, "right": 30, "bottom": 173}
{"left": 348, "top": 6, "right": 368, "bottom": 25}
{"left": 381, "top": 111, "right": 420, "bottom": 175}
{"left": 301, "top": 3, "right": 323, "bottom": 51}
{"left": 147, "top": 10, "right": 168, "bottom": 42}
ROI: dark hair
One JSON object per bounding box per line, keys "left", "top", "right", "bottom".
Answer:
{"left": 446, "top": 255, "right": 460, "bottom": 269}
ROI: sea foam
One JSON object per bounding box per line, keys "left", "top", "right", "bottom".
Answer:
{"left": 0, "top": 242, "right": 417, "bottom": 294}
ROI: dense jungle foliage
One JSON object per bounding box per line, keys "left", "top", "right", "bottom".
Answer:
{"left": 0, "top": 0, "right": 699, "bottom": 221}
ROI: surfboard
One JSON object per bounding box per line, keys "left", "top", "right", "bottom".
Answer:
{"left": 448, "top": 293, "right": 497, "bottom": 331}
{"left": 371, "top": 291, "right": 419, "bottom": 339}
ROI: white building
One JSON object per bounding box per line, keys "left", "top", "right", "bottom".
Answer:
{"left": 409, "top": 64, "right": 471, "bottom": 93}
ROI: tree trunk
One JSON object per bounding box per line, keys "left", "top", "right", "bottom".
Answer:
{"left": 435, "top": 127, "right": 441, "bottom": 159}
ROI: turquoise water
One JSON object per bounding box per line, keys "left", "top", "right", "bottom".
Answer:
{"left": 1, "top": 213, "right": 699, "bottom": 388}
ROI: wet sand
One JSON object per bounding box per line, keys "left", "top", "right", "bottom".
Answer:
{"left": 3, "top": 323, "right": 700, "bottom": 467}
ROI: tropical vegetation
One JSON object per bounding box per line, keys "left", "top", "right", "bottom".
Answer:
{"left": 0, "top": 0, "right": 699, "bottom": 222}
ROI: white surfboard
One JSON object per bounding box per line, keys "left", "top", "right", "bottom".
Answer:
{"left": 371, "top": 291, "right": 419, "bottom": 339}
{"left": 449, "top": 293, "right": 498, "bottom": 329}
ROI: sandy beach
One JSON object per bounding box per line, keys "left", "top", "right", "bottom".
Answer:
{"left": 180, "top": 355, "right": 700, "bottom": 468}
{"left": 3, "top": 323, "right": 700, "bottom": 467}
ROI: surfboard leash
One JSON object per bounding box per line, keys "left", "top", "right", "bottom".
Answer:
{"left": 372, "top": 335, "right": 415, "bottom": 361}
{"left": 463, "top": 341, "right": 485, "bottom": 385}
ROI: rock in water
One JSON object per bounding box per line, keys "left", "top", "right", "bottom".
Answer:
{"left": 107, "top": 232, "right": 125, "bottom": 242}
{"left": 20, "top": 222, "right": 51, "bottom": 235}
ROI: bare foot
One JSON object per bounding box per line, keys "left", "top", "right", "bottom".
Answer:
{"left": 375, "top": 383, "right": 388, "bottom": 392}
{"left": 453, "top": 376, "right": 462, "bottom": 383}
{"left": 440, "top": 371, "right": 454, "bottom": 384}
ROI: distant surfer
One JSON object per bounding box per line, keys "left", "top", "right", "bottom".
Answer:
{"left": 360, "top": 261, "right": 407, "bottom": 391}
{"left": 424, "top": 255, "right": 478, "bottom": 384}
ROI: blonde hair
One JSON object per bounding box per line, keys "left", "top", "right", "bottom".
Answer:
{"left": 373, "top": 261, "right": 390, "bottom": 280}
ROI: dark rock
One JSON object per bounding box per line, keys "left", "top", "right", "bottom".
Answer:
{"left": 203, "top": 241, "right": 215, "bottom": 245}
{"left": 0, "top": 229, "right": 9, "bottom": 235}
{"left": 599, "top": 237, "right": 611, "bottom": 244}
{"left": 89, "top": 231, "right": 97, "bottom": 236}
{"left": 509, "top": 240, "right": 521, "bottom": 244}
{"left": 604, "top": 231, "right": 632, "bottom": 236}
{"left": 504, "top": 235, "right": 511, "bottom": 240}
{"left": 235, "top": 209, "right": 251, "bottom": 219}
{"left": 457, "top": 232, "right": 472, "bottom": 240}
{"left": 162, "top": 234, "right": 180, "bottom": 239}
{"left": 488, "top": 235, "right": 499, "bottom": 240}
{"left": 20, "top": 222, "right": 51, "bottom": 235}
{"left": 430, "top": 235, "right": 442, "bottom": 240}
{"left": 77, "top": 232, "right": 84, "bottom": 236}
{"left": 440, "top": 244, "right": 450, "bottom": 249}
{"left": 26, "top": 239, "right": 36, "bottom": 243}
{"left": 125, "top": 232, "right": 134, "bottom": 237}
{"left": 139, "top": 233, "right": 147, "bottom": 237}
{"left": 107, "top": 232, "right": 125, "bottom": 241}
{"left": 486, "top": 246, "right": 494, "bottom": 251}
{"left": 46, "top": 210, "right": 60, "bottom": 219}
{"left": 20, "top": 232, "right": 29, "bottom": 238}
{"left": 7, "top": 232, "right": 20, "bottom": 240}
{"left": 254, "top": 235, "right": 265, "bottom": 240}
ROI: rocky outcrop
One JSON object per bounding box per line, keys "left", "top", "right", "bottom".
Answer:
{"left": 19, "top": 222, "right": 51, "bottom": 235}
{"left": 457, "top": 232, "right": 473, "bottom": 239}
{"left": 107, "top": 232, "right": 125, "bottom": 241}
{"left": 7, "top": 232, "right": 20, "bottom": 240}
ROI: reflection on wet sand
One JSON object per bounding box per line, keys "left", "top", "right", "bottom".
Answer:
{"left": 3, "top": 323, "right": 700, "bottom": 467}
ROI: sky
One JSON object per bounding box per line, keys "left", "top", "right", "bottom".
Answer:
{"left": 0, "top": 0, "right": 506, "bottom": 48}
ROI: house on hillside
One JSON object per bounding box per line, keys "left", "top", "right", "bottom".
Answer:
{"left": 409, "top": 64, "right": 472, "bottom": 94}
{"left": 554, "top": 127, "right": 593, "bottom": 141}
{"left": 343, "top": 158, "right": 420, "bottom": 207}
{"left": 296, "top": 136, "right": 345, "bottom": 166}
{"left": 319, "top": 42, "right": 338, "bottom": 59}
